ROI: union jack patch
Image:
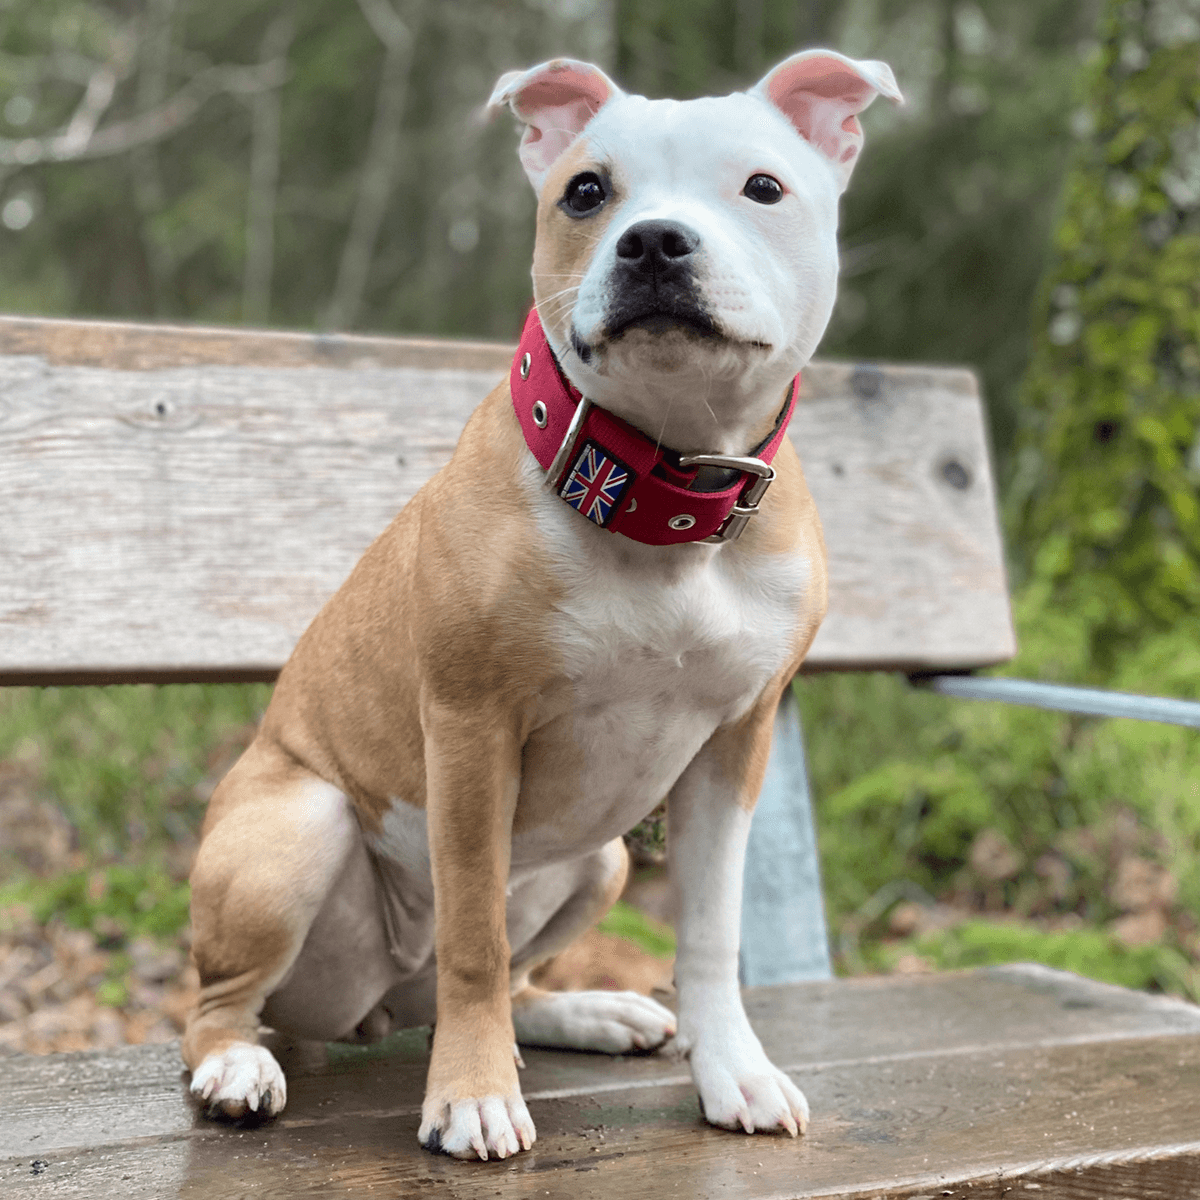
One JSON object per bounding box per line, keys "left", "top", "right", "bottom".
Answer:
{"left": 558, "top": 440, "right": 633, "bottom": 527}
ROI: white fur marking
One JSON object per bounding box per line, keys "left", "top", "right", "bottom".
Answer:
{"left": 671, "top": 762, "right": 809, "bottom": 1135}
{"left": 513, "top": 454, "right": 809, "bottom": 866}
{"left": 420, "top": 1092, "right": 536, "bottom": 1161}
{"left": 190, "top": 1043, "right": 287, "bottom": 1119}
{"left": 514, "top": 989, "right": 676, "bottom": 1054}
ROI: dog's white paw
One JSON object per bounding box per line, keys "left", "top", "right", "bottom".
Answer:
{"left": 513, "top": 989, "right": 676, "bottom": 1054}
{"left": 190, "top": 1042, "right": 288, "bottom": 1123}
{"left": 419, "top": 1092, "right": 536, "bottom": 1160}
{"left": 690, "top": 1043, "right": 809, "bottom": 1137}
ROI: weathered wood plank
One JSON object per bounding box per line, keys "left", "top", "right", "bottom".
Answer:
{"left": 0, "top": 312, "right": 513, "bottom": 372}
{"left": 0, "top": 316, "right": 1014, "bottom": 682}
{"left": 798, "top": 360, "right": 1014, "bottom": 671}
{"left": 2, "top": 968, "right": 1198, "bottom": 1198}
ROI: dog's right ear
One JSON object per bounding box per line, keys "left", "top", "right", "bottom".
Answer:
{"left": 488, "top": 59, "right": 622, "bottom": 194}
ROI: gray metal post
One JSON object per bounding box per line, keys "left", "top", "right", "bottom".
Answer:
{"left": 739, "top": 688, "right": 833, "bottom": 985}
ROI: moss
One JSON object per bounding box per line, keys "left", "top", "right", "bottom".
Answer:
{"left": 1008, "top": 0, "right": 1200, "bottom": 666}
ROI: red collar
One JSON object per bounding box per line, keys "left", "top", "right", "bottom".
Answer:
{"left": 510, "top": 308, "right": 798, "bottom": 546}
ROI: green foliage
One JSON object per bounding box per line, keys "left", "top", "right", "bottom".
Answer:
{"left": 826, "top": 0, "right": 1101, "bottom": 475}
{"left": 597, "top": 899, "right": 676, "bottom": 958}
{"left": 616, "top": 0, "right": 842, "bottom": 96}
{"left": 0, "top": 864, "right": 191, "bottom": 942}
{"left": 876, "top": 919, "right": 1199, "bottom": 996}
{"left": 0, "top": 0, "right": 608, "bottom": 338}
{"left": 0, "top": 682, "right": 269, "bottom": 861}
{"left": 1009, "top": 0, "right": 1200, "bottom": 663}
{"left": 797, "top": 0, "right": 1200, "bottom": 997}
{"left": 799, "top": 612, "right": 1200, "bottom": 970}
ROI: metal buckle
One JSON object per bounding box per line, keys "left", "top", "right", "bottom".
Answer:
{"left": 676, "top": 452, "right": 776, "bottom": 544}
{"left": 544, "top": 397, "right": 592, "bottom": 488}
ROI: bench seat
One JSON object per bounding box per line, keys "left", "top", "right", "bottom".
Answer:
{"left": 4, "top": 966, "right": 1200, "bottom": 1198}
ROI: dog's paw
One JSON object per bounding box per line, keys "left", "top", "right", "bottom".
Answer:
{"left": 419, "top": 1092, "right": 536, "bottom": 1160}
{"left": 189, "top": 1042, "right": 287, "bottom": 1124}
{"left": 690, "top": 1044, "right": 809, "bottom": 1137}
{"left": 513, "top": 989, "right": 676, "bottom": 1054}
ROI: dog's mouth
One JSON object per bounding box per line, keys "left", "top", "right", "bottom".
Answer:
{"left": 606, "top": 307, "right": 721, "bottom": 341}
{"left": 602, "top": 295, "right": 724, "bottom": 345}
{"left": 570, "top": 301, "right": 772, "bottom": 364}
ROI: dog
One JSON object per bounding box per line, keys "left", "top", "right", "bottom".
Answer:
{"left": 181, "top": 48, "right": 901, "bottom": 1161}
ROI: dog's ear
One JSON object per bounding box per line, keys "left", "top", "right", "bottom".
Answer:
{"left": 488, "top": 59, "right": 622, "bottom": 194}
{"left": 751, "top": 51, "right": 902, "bottom": 193}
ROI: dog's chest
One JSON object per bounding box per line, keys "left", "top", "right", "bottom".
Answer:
{"left": 512, "top": 508, "right": 810, "bottom": 863}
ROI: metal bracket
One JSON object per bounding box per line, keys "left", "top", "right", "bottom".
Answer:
{"left": 909, "top": 674, "right": 1200, "bottom": 729}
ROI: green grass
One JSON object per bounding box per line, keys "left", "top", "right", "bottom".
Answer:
{"left": 597, "top": 900, "right": 676, "bottom": 958}
{"left": 0, "top": 682, "right": 271, "bottom": 862}
{"left": 0, "top": 682, "right": 268, "bottom": 950}
{"left": 0, "top": 864, "right": 191, "bottom": 942}
{"left": 870, "top": 919, "right": 1199, "bottom": 997}
{"left": 796, "top": 607, "right": 1200, "bottom": 999}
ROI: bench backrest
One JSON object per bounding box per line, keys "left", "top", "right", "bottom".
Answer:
{"left": 0, "top": 315, "right": 1015, "bottom": 684}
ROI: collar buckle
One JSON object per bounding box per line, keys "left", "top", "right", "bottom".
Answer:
{"left": 677, "top": 452, "right": 776, "bottom": 544}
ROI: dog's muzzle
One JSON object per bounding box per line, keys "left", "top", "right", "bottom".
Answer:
{"left": 604, "top": 219, "right": 718, "bottom": 340}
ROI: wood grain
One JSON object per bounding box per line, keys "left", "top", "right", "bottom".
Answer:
{"left": 0, "top": 317, "right": 1015, "bottom": 683}
{"left": 2, "top": 967, "right": 1199, "bottom": 1198}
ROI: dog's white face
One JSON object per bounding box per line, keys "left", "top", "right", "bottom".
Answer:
{"left": 557, "top": 93, "right": 840, "bottom": 387}
{"left": 491, "top": 53, "right": 902, "bottom": 450}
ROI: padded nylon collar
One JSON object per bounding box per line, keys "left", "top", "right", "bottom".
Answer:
{"left": 510, "top": 308, "right": 798, "bottom": 546}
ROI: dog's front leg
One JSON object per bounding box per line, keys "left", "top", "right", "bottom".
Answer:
{"left": 669, "top": 685, "right": 810, "bottom": 1137}
{"left": 418, "top": 696, "right": 535, "bottom": 1161}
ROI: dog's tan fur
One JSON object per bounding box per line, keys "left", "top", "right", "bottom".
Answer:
{"left": 179, "top": 47, "right": 903, "bottom": 1158}
{"left": 182, "top": 370, "right": 822, "bottom": 1089}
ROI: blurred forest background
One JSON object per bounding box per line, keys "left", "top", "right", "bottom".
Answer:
{"left": 1, "top": 0, "right": 1198, "bottom": 1052}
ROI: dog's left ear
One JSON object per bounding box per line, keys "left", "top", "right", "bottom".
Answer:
{"left": 752, "top": 50, "right": 903, "bottom": 193}
{"left": 488, "top": 58, "right": 622, "bottom": 194}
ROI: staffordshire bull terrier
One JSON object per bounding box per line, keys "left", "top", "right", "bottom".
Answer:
{"left": 182, "top": 48, "right": 901, "bottom": 1161}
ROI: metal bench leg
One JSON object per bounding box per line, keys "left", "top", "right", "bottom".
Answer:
{"left": 739, "top": 687, "right": 833, "bottom": 985}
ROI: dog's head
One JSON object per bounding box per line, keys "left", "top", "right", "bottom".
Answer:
{"left": 490, "top": 53, "right": 901, "bottom": 449}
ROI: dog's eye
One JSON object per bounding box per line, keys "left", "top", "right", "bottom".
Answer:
{"left": 743, "top": 174, "right": 783, "bottom": 205}
{"left": 561, "top": 172, "right": 607, "bottom": 217}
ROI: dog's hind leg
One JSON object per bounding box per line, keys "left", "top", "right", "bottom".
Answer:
{"left": 182, "top": 738, "right": 390, "bottom": 1122}
{"left": 508, "top": 838, "right": 676, "bottom": 1054}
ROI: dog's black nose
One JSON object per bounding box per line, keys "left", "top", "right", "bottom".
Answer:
{"left": 615, "top": 220, "right": 699, "bottom": 269}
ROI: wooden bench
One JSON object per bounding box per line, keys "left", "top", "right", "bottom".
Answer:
{"left": 3, "top": 314, "right": 1199, "bottom": 1197}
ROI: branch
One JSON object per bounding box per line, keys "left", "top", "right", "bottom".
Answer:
{"left": 242, "top": 13, "right": 296, "bottom": 324}
{"left": 355, "top": 0, "right": 416, "bottom": 50}
{"left": 57, "top": 65, "right": 118, "bottom": 156}
{"left": 0, "top": 60, "right": 284, "bottom": 167}
{"left": 129, "top": 0, "right": 180, "bottom": 306}
{"left": 322, "top": 0, "right": 425, "bottom": 330}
